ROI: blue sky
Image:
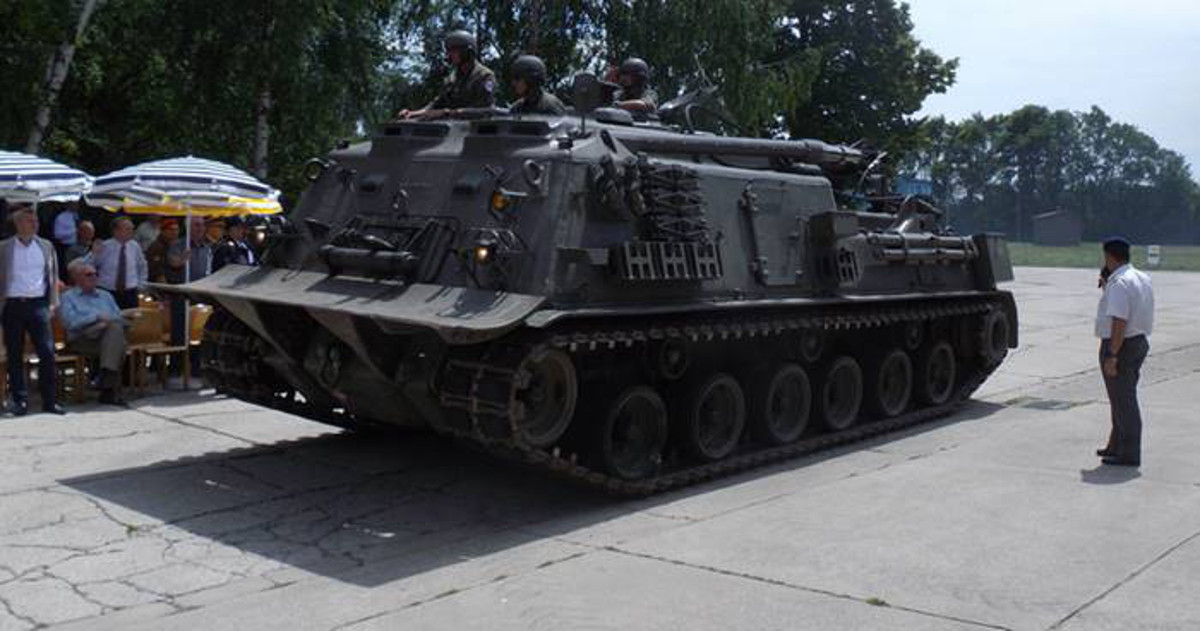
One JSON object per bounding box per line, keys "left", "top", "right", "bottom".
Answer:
{"left": 906, "top": 0, "right": 1200, "bottom": 175}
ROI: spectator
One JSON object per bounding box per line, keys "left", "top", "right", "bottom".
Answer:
{"left": 135, "top": 216, "right": 161, "bottom": 251}
{"left": 204, "top": 217, "right": 225, "bottom": 247}
{"left": 145, "top": 219, "right": 179, "bottom": 283}
{"left": 52, "top": 203, "right": 79, "bottom": 280}
{"left": 211, "top": 216, "right": 257, "bottom": 272}
{"left": 64, "top": 220, "right": 95, "bottom": 267}
{"left": 0, "top": 206, "right": 65, "bottom": 415}
{"left": 166, "top": 216, "right": 211, "bottom": 352}
{"left": 60, "top": 260, "right": 130, "bottom": 405}
{"left": 87, "top": 216, "right": 148, "bottom": 309}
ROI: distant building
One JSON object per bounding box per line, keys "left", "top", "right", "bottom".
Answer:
{"left": 1032, "top": 209, "right": 1082, "bottom": 246}
{"left": 894, "top": 177, "right": 933, "bottom": 198}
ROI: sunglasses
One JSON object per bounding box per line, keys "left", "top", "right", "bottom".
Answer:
{"left": 81, "top": 272, "right": 97, "bottom": 277}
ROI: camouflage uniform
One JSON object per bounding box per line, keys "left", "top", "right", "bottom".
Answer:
{"left": 509, "top": 90, "right": 566, "bottom": 116}
{"left": 427, "top": 61, "right": 497, "bottom": 110}
{"left": 614, "top": 86, "right": 659, "bottom": 112}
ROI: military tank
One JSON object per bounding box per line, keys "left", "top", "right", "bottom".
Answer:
{"left": 178, "top": 77, "right": 1017, "bottom": 495}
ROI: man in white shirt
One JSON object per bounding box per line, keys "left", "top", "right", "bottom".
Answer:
{"left": 1094, "top": 237, "right": 1154, "bottom": 466}
{"left": 87, "top": 216, "right": 148, "bottom": 310}
{"left": 0, "top": 207, "right": 64, "bottom": 416}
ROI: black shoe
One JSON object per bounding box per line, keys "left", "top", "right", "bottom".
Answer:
{"left": 42, "top": 403, "right": 67, "bottom": 416}
{"left": 1101, "top": 456, "right": 1140, "bottom": 467}
{"left": 1096, "top": 447, "right": 1117, "bottom": 457}
{"left": 8, "top": 401, "right": 28, "bottom": 416}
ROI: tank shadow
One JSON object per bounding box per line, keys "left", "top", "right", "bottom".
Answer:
{"left": 57, "top": 398, "right": 1006, "bottom": 588}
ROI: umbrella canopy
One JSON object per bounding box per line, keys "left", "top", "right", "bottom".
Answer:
{"left": 87, "top": 156, "right": 282, "bottom": 216}
{"left": 0, "top": 150, "right": 93, "bottom": 203}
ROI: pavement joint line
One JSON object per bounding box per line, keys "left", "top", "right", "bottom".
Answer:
{"left": 325, "top": 549, "right": 594, "bottom": 631}
{"left": 601, "top": 545, "right": 1015, "bottom": 631}
{"left": 126, "top": 405, "right": 269, "bottom": 447}
{"left": 1047, "top": 526, "right": 1200, "bottom": 630}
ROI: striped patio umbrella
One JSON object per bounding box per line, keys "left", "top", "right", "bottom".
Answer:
{"left": 86, "top": 156, "right": 282, "bottom": 216}
{"left": 87, "top": 157, "right": 282, "bottom": 349}
{"left": 0, "top": 150, "right": 93, "bottom": 204}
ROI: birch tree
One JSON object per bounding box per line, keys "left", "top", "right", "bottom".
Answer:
{"left": 25, "top": 0, "right": 105, "bottom": 154}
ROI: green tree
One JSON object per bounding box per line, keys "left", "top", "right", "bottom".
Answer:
{"left": 778, "top": 0, "right": 957, "bottom": 155}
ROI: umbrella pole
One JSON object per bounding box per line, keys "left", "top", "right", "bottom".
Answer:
{"left": 184, "top": 208, "right": 191, "bottom": 388}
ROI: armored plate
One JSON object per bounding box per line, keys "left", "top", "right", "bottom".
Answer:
{"left": 165, "top": 265, "right": 544, "bottom": 344}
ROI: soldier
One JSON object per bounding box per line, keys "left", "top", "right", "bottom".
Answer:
{"left": 396, "top": 30, "right": 496, "bottom": 120}
{"left": 612, "top": 57, "right": 658, "bottom": 116}
{"left": 508, "top": 55, "right": 566, "bottom": 116}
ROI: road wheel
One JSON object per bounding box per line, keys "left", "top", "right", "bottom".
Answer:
{"left": 817, "top": 356, "right": 863, "bottom": 431}
{"left": 595, "top": 386, "right": 669, "bottom": 481}
{"left": 748, "top": 363, "right": 812, "bottom": 445}
{"left": 515, "top": 349, "right": 578, "bottom": 448}
{"left": 916, "top": 341, "right": 956, "bottom": 406}
{"left": 867, "top": 349, "right": 912, "bottom": 418}
{"left": 676, "top": 373, "right": 746, "bottom": 462}
{"left": 979, "top": 310, "right": 1011, "bottom": 366}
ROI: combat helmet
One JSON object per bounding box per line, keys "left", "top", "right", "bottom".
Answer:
{"left": 444, "top": 30, "right": 477, "bottom": 56}
{"left": 619, "top": 57, "right": 650, "bottom": 82}
{"left": 511, "top": 55, "right": 547, "bottom": 87}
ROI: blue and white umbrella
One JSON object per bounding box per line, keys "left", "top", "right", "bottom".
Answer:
{"left": 86, "top": 156, "right": 281, "bottom": 216}
{"left": 0, "top": 150, "right": 93, "bottom": 204}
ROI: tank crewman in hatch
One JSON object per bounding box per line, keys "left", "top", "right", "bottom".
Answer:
{"left": 611, "top": 57, "right": 658, "bottom": 116}
{"left": 395, "top": 30, "right": 496, "bottom": 120}
{"left": 508, "top": 55, "right": 566, "bottom": 116}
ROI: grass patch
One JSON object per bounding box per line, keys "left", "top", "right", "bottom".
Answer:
{"left": 1008, "top": 242, "right": 1200, "bottom": 272}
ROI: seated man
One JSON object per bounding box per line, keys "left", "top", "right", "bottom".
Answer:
{"left": 59, "top": 260, "right": 132, "bottom": 405}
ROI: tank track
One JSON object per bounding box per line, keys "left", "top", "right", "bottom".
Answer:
{"left": 204, "top": 294, "right": 1005, "bottom": 497}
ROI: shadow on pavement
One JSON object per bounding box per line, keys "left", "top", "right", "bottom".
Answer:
{"left": 58, "top": 397, "right": 1007, "bottom": 588}
{"left": 1079, "top": 465, "right": 1142, "bottom": 485}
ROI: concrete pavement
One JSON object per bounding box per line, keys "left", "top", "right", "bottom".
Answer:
{"left": 1, "top": 266, "right": 1198, "bottom": 630}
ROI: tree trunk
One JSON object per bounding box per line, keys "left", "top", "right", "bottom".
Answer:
{"left": 252, "top": 86, "right": 272, "bottom": 179}
{"left": 26, "top": 0, "right": 104, "bottom": 154}
{"left": 526, "top": 0, "right": 543, "bottom": 53}
{"left": 252, "top": 10, "right": 278, "bottom": 180}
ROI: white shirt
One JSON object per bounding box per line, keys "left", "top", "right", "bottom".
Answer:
{"left": 1095, "top": 264, "right": 1155, "bottom": 339}
{"left": 8, "top": 238, "right": 48, "bottom": 298}
{"left": 89, "top": 238, "right": 148, "bottom": 291}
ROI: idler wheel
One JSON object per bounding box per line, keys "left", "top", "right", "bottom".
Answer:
{"left": 677, "top": 373, "right": 746, "bottom": 462}
{"left": 916, "top": 341, "right": 957, "bottom": 406}
{"left": 515, "top": 349, "right": 578, "bottom": 448}
{"left": 748, "top": 363, "right": 812, "bottom": 446}
{"left": 979, "top": 310, "right": 1011, "bottom": 366}
{"left": 867, "top": 349, "right": 912, "bottom": 418}
{"left": 817, "top": 356, "right": 863, "bottom": 431}
{"left": 596, "top": 386, "right": 669, "bottom": 481}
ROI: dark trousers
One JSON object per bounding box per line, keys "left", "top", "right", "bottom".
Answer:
{"left": 2, "top": 298, "right": 56, "bottom": 406}
{"left": 111, "top": 288, "right": 139, "bottom": 310}
{"left": 1100, "top": 335, "right": 1149, "bottom": 461}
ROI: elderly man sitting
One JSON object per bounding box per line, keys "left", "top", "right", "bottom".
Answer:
{"left": 60, "top": 260, "right": 131, "bottom": 405}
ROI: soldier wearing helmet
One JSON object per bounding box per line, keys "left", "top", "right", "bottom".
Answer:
{"left": 395, "top": 30, "right": 496, "bottom": 120}
{"left": 508, "top": 55, "right": 566, "bottom": 116}
{"left": 612, "top": 57, "right": 658, "bottom": 115}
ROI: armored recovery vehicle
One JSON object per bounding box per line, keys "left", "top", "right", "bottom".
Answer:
{"left": 181, "top": 80, "right": 1017, "bottom": 495}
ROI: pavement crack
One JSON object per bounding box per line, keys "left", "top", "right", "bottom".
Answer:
{"left": 1047, "top": 527, "right": 1200, "bottom": 630}
{"left": 603, "top": 546, "right": 1014, "bottom": 631}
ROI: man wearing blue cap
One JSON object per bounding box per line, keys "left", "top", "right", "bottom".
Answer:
{"left": 1094, "top": 237, "right": 1154, "bottom": 466}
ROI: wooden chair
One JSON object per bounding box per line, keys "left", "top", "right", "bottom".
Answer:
{"left": 51, "top": 318, "right": 88, "bottom": 404}
{"left": 129, "top": 306, "right": 189, "bottom": 391}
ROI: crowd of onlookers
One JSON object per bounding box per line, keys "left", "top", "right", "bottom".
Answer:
{"left": 0, "top": 199, "right": 261, "bottom": 413}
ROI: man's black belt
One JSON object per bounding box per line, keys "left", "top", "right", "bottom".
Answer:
{"left": 7, "top": 296, "right": 47, "bottom": 303}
